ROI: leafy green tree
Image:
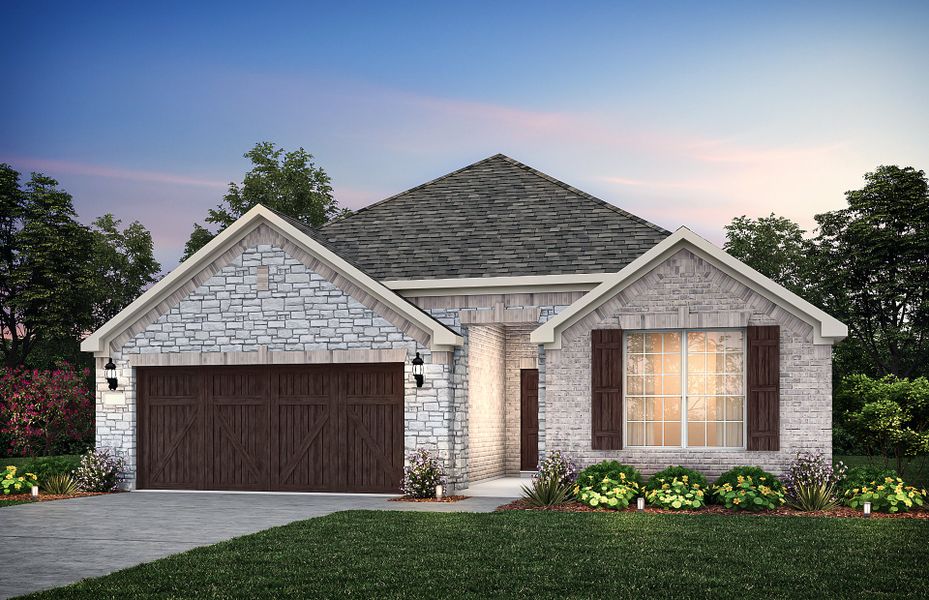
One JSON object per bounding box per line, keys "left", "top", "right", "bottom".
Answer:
{"left": 0, "top": 165, "right": 95, "bottom": 368}
{"left": 836, "top": 374, "right": 929, "bottom": 474}
{"left": 182, "top": 142, "right": 345, "bottom": 260}
{"left": 815, "top": 166, "right": 929, "bottom": 379}
{"left": 723, "top": 214, "right": 815, "bottom": 298}
{"left": 88, "top": 214, "right": 161, "bottom": 330}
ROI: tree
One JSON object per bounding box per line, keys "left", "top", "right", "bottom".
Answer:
{"left": 836, "top": 374, "right": 929, "bottom": 475}
{"left": 815, "top": 166, "right": 929, "bottom": 378}
{"left": 0, "top": 165, "right": 95, "bottom": 368}
{"left": 88, "top": 214, "right": 161, "bottom": 330}
{"left": 723, "top": 214, "right": 815, "bottom": 298}
{"left": 181, "top": 142, "right": 345, "bottom": 260}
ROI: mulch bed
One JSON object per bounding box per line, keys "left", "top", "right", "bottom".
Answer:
{"left": 496, "top": 499, "right": 929, "bottom": 519}
{"left": 1, "top": 491, "right": 110, "bottom": 504}
{"left": 389, "top": 495, "right": 470, "bottom": 503}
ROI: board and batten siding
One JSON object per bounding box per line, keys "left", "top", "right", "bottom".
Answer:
{"left": 544, "top": 248, "right": 832, "bottom": 478}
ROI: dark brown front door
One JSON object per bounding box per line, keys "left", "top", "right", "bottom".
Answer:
{"left": 520, "top": 369, "right": 539, "bottom": 471}
{"left": 138, "top": 364, "right": 403, "bottom": 493}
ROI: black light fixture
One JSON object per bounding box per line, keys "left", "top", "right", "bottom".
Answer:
{"left": 104, "top": 358, "right": 118, "bottom": 391}
{"left": 411, "top": 352, "right": 425, "bottom": 388}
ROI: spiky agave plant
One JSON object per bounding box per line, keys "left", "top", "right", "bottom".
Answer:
{"left": 42, "top": 474, "right": 79, "bottom": 495}
{"left": 521, "top": 477, "right": 572, "bottom": 507}
{"left": 786, "top": 480, "right": 840, "bottom": 511}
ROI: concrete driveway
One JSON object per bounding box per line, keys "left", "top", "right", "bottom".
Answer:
{"left": 0, "top": 491, "right": 509, "bottom": 599}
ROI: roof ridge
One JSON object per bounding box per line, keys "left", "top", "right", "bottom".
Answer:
{"left": 493, "top": 155, "right": 671, "bottom": 236}
{"left": 323, "top": 153, "right": 508, "bottom": 227}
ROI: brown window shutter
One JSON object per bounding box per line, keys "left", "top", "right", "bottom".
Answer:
{"left": 747, "top": 325, "right": 780, "bottom": 451}
{"left": 591, "top": 329, "right": 623, "bottom": 450}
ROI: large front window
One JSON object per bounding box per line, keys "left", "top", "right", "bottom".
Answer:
{"left": 625, "top": 329, "right": 745, "bottom": 448}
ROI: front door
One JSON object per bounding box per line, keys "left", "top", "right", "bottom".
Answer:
{"left": 520, "top": 369, "right": 539, "bottom": 471}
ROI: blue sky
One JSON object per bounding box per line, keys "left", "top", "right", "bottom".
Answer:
{"left": 2, "top": 1, "right": 928, "bottom": 270}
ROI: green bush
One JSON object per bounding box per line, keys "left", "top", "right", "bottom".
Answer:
{"left": 5, "top": 455, "right": 80, "bottom": 487}
{"left": 841, "top": 465, "right": 898, "bottom": 494}
{"left": 2, "top": 464, "right": 37, "bottom": 495}
{"left": 844, "top": 475, "right": 927, "bottom": 513}
{"left": 712, "top": 466, "right": 785, "bottom": 511}
{"left": 574, "top": 461, "right": 641, "bottom": 510}
{"left": 644, "top": 466, "right": 707, "bottom": 510}
{"left": 575, "top": 460, "right": 642, "bottom": 487}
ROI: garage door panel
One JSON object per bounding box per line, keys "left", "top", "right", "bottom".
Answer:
{"left": 207, "top": 368, "right": 270, "bottom": 491}
{"left": 138, "top": 368, "right": 202, "bottom": 490}
{"left": 139, "top": 363, "right": 403, "bottom": 493}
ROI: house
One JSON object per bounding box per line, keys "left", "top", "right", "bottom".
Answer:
{"left": 81, "top": 154, "right": 847, "bottom": 493}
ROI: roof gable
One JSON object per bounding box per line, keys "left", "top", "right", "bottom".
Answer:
{"left": 81, "top": 206, "right": 462, "bottom": 355}
{"left": 319, "top": 154, "right": 670, "bottom": 280}
{"left": 530, "top": 227, "right": 848, "bottom": 348}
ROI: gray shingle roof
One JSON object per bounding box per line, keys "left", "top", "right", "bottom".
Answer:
{"left": 319, "top": 154, "right": 670, "bottom": 280}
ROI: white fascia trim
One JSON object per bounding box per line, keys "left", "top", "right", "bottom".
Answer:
{"left": 530, "top": 227, "right": 848, "bottom": 349}
{"left": 384, "top": 273, "right": 608, "bottom": 297}
{"left": 81, "top": 205, "right": 462, "bottom": 355}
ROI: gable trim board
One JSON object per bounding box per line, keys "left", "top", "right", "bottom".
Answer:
{"left": 531, "top": 227, "right": 847, "bottom": 349}
{"left": 81, "top": 205, "right": 462, "bottom": 357}
{"left": 385, "top": 273, "right": 608, "bottom": 297}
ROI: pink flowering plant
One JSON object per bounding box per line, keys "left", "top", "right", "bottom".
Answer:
{"left": 74, "top": 448, "right": 125, "bottom": 492}
{"left": 401, "top": 448, "right": 447, "bottom": 498}
{"left": 0, "top": 363, "right": 94, "bottom": 457}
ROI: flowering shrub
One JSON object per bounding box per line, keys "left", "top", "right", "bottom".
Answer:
{"left": 534, "top": 450, "right": 577, "bottom": 488}
{"left": 841, "top": 465, "right": 898, "bottom": 494}
{"left": 713, "top": 466, "right": 785, "bottom": 511}
{"left": 783, "top": 451, "right": 847, "bottom": 511}
{"left": 574, "top": 461, "right": 642, "bottom": 509}
{"left": 0, "top": 363, "right": 94, "bottom": 456}
{"left": 645, "top": 466, "right": 707, "bottom": 510}
{"left": 2, "top": 465, "right": 38, "bottom": 495}
{"left": 401, "top": 448, "right": 446, "bottom": 498}
{"left": 74, "top": 448, "right": 125, "bottom": 492}
{"left": 845, "top": 476, "right": 927, "bottom": 513}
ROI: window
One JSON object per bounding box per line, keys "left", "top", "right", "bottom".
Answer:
{"left": 624, "top": 329, "right": 745, "bottom": 448}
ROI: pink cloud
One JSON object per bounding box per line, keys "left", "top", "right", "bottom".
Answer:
{"left": 1, "top": 156, "right": 229, "bottom": 189}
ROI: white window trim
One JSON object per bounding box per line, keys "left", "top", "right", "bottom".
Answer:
{"left": 621, "top": 327, "right": 748, "bottom": 451}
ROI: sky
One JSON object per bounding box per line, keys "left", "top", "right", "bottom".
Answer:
{"left": 2, "top": 1, "right": 928, "bottom": 272}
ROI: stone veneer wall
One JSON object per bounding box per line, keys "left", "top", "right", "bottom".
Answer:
{"left": 96, "top": 243, "right": 454, "bottom": 488}
{"left": 466, "top": 325, "right": 506, "bottom": 482}
{"left": 542, "top": 249, "right": 833, "bottom": 478}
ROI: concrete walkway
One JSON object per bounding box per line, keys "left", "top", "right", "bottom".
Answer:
{"left": 0, "top": 490, "right": 513, "bottom": 599}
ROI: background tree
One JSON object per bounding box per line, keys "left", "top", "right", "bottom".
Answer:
{"left": 88, "top": 214, "right": 161, "bottom": 330}
{"left": 723, "top": 214, "right": 815, "bottom": 298}
{"left": 0, "top": 165, "right": 95, "bottom": 368}
{"left": 181, "top": 142, "right": 346, "bottom": 259}
{"left": 814, "top": 166, "right": 929, "bottom": 379}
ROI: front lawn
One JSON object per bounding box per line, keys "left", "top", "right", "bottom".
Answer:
{"left": 20, "top": 510, "right": 929, "bottom": 599}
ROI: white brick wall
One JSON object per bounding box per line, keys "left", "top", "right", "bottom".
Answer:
{"left": 542, "top": 249, "right": 833, "bottom": 478}
{"left": 466, "top": 325, "right": 506, "bottom": 482}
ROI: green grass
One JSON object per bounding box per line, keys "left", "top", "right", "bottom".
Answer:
{"left": 19, "top": 510, "right": 929, "bottom": 600}
{"left": 0, "top": 498, "right": 33, "bottom": 507}
{"left": 837, "top": 454, "right": 929, "bottom": 488}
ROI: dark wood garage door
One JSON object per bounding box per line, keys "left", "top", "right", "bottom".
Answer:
{"left": 137, "top": 364, "right": 404, "bottom": 493}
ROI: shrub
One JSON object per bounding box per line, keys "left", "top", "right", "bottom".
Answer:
{"left": 534, "top": 450, "right": 577, "bottom": 489}
{"left": 0, "top": 363, "right": 94, "bottom": 457}
{"left": 2, "top": 465, "right": 37, "bottom": 495}
{"left": 43, "top": 473, "right": 79, "bottom": 495}
{"left": 521, "top": 477, "right": 572, "bottom": 507}
{"left": 574, "top": 461, "right": 641, "bottom": 509}
{"left": 712, "top": 466, "right": 785, "bottom": 511}
{"left": 844, "top": 475, "right": 927, "bottom": 513}
{"left": 7, "top": 455, "right": 81, "bottom": 487}
{"left": 644, "top": 466, "right": 707, "bottom": 510}
{"left": 783, "top": 452, "right": 847, "bottom": 511}
{"left": 841, "top": 465, "right": 898, "bottom": 494}
{"left": 401, "top": 448, "right": 446, "bottom": 498}
{"left": 576, "top": 460, "right": 642, "bottom": 488}
{"left": 74, "top": 448, "right": 125, "bottom": 492}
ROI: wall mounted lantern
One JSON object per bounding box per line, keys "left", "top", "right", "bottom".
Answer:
{"left": 104, "top": 358, "right": 118, "bottom": 391}
{"left": 411, "top": 352, "right": 425, "bottom": 388}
